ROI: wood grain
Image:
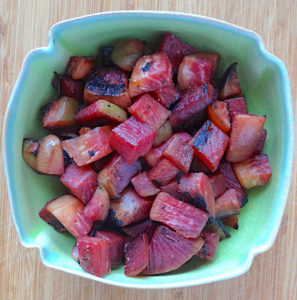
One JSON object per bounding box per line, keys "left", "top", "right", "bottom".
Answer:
{"left": 0, "top": 1, "right": 296, "bottom": 299}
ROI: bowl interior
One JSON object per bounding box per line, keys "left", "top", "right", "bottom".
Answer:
{"left": 4, "top": 12, "right": 293, "bottom": 288}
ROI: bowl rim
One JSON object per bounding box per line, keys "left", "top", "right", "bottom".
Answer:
{"left": 2, "top": 10, "right": 294, "bottom": 289}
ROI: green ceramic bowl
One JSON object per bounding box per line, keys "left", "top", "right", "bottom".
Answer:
{"left": 3, "top": 11, "right": 294, "bottom": 288}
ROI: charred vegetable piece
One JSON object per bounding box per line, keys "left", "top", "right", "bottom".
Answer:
{"left": 150, "top": 192, "right": 209, "bottom": 238}
{"left": 169, "top": 83, "right": 213, "bottom": 129}
{"left": 129, "top": 52, "right": 173, "bottom": 98}
{"left": 226, "top": 113, "right": 266, "bottom": 163}
{"left": 209, "top": 173, "right": 227, "bottom": 198}
{"left": 111, "top": 39, "right": 147, "bottom": 72}
{"left": 84, "top": 185, "right": 110, "bottom": 221}
{"left": 45, "top": 195, "right": 93, "bottom": 237}
{"left": 39, "top": 199, "right": 66, "bottom": 233}
{"left": 219, "top": 63, "right": 242, "bottom": 100}
{"left": 62, "top": 125, "right": 113, "bottom": 166}
{"left": 42, "top": 97, "right": 79, "bottom": 129}
{"left": 179, "top": 172, "right": 216, "bottom": 217}
{"left": 153, "top": 120, "right": 173, "bottom": 147}
{"left": 224, "top": 96, "right": 247, "bottom": 120}
{"left": 150, "top": 85, "right": 180, "bottom": 108}
{"left": 148, "top": 158, "right": 180, "bottom": 186}
{"left": 125, "top": 233, "right": 149, "bottom": 276}
{"left": 131, "top": 172, "right": 160, "bottom": 197}
{"left": 36, "top": 134, "right": 64, "bottom": 175}
{"left": 158, "top": 32, "right": 197, "bottom": 72}
{"left": 60, "top": 163, "right": 98, "bottom": 205}
{"left": 178, "top": 53, "right": 220, "bottom": 90}
{"left": 207, "top": 100, "right": 230, "bottom": 133}
{"left": 205, "top": 217, "right": 231, "bottom": 241}
{"left": 128, "top": 93, "right": 171, "bottom": 131}
{"left": 196, "top": 230, "right": 219, "bottom": 260}
{"left": 22, "top": 138, "right": 40, "bottom": 172}
{"left": 253, "top": 129, "right": 267, "bottom": 155}
{"left": 163, "top": 132, "right": 194, "bottom": 173}
{"left": 84, "top": 66, "right": 131, "bottom": 109}
{"left": 100, "top": 45, "right": 114, "bottom": 67}
{"left": 95, "top": 230, "right": 125, "bottom": 268}
{"left": 159, "top": 180, "right": 182, "bottom": 200}
{"left": 76, "top": 236, "right": 111, "bottom": 277}
{"left": 222, "top": 215, "right": 239, "bottom": 230}
{"left": 66, "top": 56, "right": 95, "bottom": 80}
{"left": 123, "top": 218, "right": 158, "bottom": 241}
{"left": 232, "top": 154, "right": 272, "bottom": 189}
{"left": 217, "top": 160, "right": 247, "bottom": 207}
{"left": 215, "top": 189, "right": 241, "bottom": 218}
{"left": 76, "top": 99, "right": 127, "bottom": 125}
{"left": 109, "top": 117, "right": 156, "bottom": 164}
{"left": 55, "top": 75, "right": 84, "bottom": 101}
{"left": 98, "top": 154, "right": 141, "bottom": 199}
{"left": 190, "top": 120, "right": 229, "bottom": 172}
{"left": 142, "top": 226, "right": 204, "bottom": 275}
{"left": 110, "top": 188, "right": 152, "bottom": 227}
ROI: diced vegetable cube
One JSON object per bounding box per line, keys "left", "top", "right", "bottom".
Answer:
{"left": 219, "top": 62, "right": 242, "bottom": 99}
{"left": 76, "top": 236, "right": 111, "bottom": 277}
{"left": 98, "top": 154, "right": 141, "bottom": 199}
{"left": 110, "top": 188, "right": 152, "bottom": 226}
{"left": 190, "top": 120, "right": 229, "bottom": 172}
{"left": 232, "top": 154, "right": 272, "bottom": 189}
{"left": 129, "top": 52, "right": 173, "bottom": 98}
{"left": 95, "top": 230, "right": 125, "bottom": 268}
{"left": 209, "top": 173, "right": 227, "bottom": 198}
{"left": 150, "top": 192, "right": 209, "bottom": 238}
{"left": 123, "top": 218, "right": 157, "bottom": 241}
{"left": 142, "top": 226, "right": 204, "bottom": 275}
{"left": 153, "top": 120, "right": 173, "bottom": 147}
{"left": 148, "top": 158, "right": 180, "bottom": 186}
{"left": 66, "top": 56, "right": 95, "bottom": 80}
{"left": 60, "top": 163, "right": 98, "bottom": 205}
{"left": 62, "top": 125, "right": 113, "bottom": 166}
{"left": 207, "top": 100, "right": 230, "bottom": 133}
{"left": 22, "top": 138, "right": 40, "bottom": 172}
{"left": 224, "top": 96, "right": 247, "bottom": 120}
{"left": 125, "top": 233, "right": 149, "bottom": 276}
{"left": 128, "top": 93, "right": 171, "bottom": 130}
{"left": 131, "top": 172, "right": 160, "bottom": 197}
{"left": 226, "top": 113, "right": 266, "bottom": 163}
{"left": 45, "top": 195, "right": 93, "bottom": 237}
{"left": 76, "top": 99, "right": 128, "bottom": 125}
{"left": 84, "top": 184, "right": 110, "bottom": 221}
{"left": 179, "top": 172, "right": 216, "bottom": 217}
{"left": 158, "top": 32, "right": 197, "bottom": 72}
{"left": 196, "top": 230, "right": 219, "bottom": 260}
{"left": 109, "top": 117, "right": 156, "bottom": 164}
{"left": 84, "top": 67, "right": 131, "bottom": 109}
{"left": 150, "top": 85, "right": 179, "bottom": 108}
{"left": 215, "top": 189, "right": 241, "bottom": 218}
{"left": 178, "top": 53, "right": 220, "bottom": 90}
{"left": 169, "top": 83, "right": 213, "bottom": 128}
{"left": 163, "top": 132, "right": 194, "bottom": 173}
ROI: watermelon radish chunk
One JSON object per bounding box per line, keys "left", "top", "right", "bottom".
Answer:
{"left": 125, "top": 233, "right": 149, "bottom": 276}
{"left": 224, "top": 96, "right": 247, "bottom": 120}
{"left": 66, "top": 56, "right": 95, "bottom": 80}
{"left": 142, "top": 226, "right": 204, "bottom": 275}
{"left": 60, "top": 163, "right": 98, "bottom": 205}
{"left": 95, "top": 230, "right": 125, "bottom": 268}
{"left": 131, "top": 172, "right": 160, "bottom": 197}
{"left": 150, "top": 192, "right": 209, "bottom": 238}
{"left": 109, "top": 117, "right": 156, "bottom": 164}
{"left": 207, "top": 100, "right": 230, "bottom": 133}
{"left": 232, "top": 154, "right": 272, "bottom": 189}
{"left": 179, "top": 172, "right": 216, "bottom": 218}
{"left": 128, "top": 93, "right": 171, "bottom": 131}
{"left": 158, "top": 32, "right": 197, "bottom": 72}
{"left": 196, "top": 230, "right": 219, "bottom": 261}
{"left": 98, "top": 154, "right": 141, "bottom": 199}
{"left": 150, "top": 85, "right": 180, "bottom": 108}
{"left": 209, "top": 173, "right": 227, "bottom": 198}
{"left": 76, "top": 236, "right": 111, "bottom": 277}
{"left": 123, "top": 218, "right": 158, "bottom": 241}
{"left": 62, "top": 125, "right": 113, "bottom": 166}
{"left": 191, "top": 120, "right": 229, "bottom": 173}
{"left": 215, "top": 189, "right": 241, "bottom": 218}
{"left": 44, "top": 195, "right": 93, "bottom": 238}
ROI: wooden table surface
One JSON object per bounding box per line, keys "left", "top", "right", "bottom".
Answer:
{"left": 1, "top": 1, "right": 296, "bottom": 299}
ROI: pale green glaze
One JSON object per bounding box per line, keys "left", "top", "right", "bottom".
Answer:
{"left": 3, "top": 12, "right": 294, "bottom": 289}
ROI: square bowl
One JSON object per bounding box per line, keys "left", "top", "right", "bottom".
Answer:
{"left": 3, "top": 11, "right": 294, "bottom": 289}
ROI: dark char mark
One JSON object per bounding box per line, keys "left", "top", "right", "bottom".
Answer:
{"left": 193, "top": 120, "right": 212, "bottom": 148}
{"left": 141, "top": 62, "right": 151, "bottom": 72}
{"left": 87, "top": 77, "right": 126, "bottom": 97}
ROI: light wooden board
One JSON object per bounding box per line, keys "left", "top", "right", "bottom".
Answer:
{"left": 0, "top": 1, "right": 296, "bottom": 299}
